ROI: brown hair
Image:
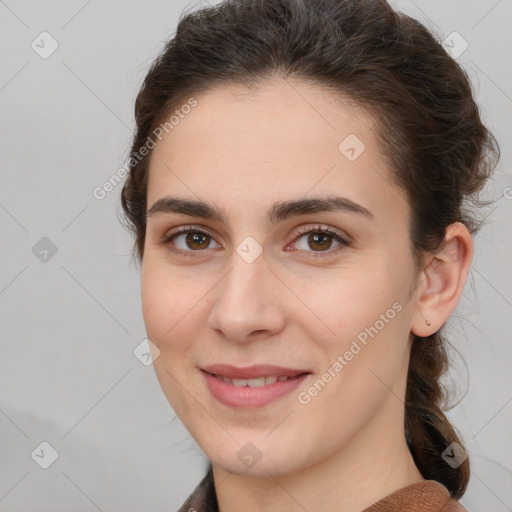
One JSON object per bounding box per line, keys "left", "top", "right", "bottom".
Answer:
{"left": 120, "top": 0, "right": 499, "bottom": 499}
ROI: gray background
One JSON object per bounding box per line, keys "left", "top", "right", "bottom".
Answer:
{"left": 0, "top": 1, "right": 510, "bottom": 511}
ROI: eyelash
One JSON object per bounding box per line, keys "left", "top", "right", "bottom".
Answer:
{"left": 160, "top": 224, "right": 350, "bottom": 259}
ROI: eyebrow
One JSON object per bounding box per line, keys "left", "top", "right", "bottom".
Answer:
{"left": 146, "top": 195, "right": 374, "bottom": 225}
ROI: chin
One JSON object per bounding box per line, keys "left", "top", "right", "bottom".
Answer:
{"left": 205, "top": 439, "right": 307, "bottom": 479}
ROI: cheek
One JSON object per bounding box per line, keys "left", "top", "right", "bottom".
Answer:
{"left": 141, "top": 260, "right": 199, "bottom": 413}
{"left": 297, "top": 267, "right": 411, "bottom": 393}
{"left": 296, "top": 306, "right": 410, "bottom": 448}
{"left": 141, "top": 272, "right": 169, "bottom": 341}
{"left": 141, "top": 257, "right": 190, "bottom": 346}
{"left": 299, "top": 270, "right": 393, "bottom": 344}
{"left": 140, "top": 256, "right": 214, "bottom": 369}
{"left": 328, "top": 254, "right": 412, "bottom": 335}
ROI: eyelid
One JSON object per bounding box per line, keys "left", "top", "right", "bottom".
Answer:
{"left": 290, "top": 223, "right": 350, "bottom": 245}
{"left": 161, "top": 224, "right": 211, "bottom": 239}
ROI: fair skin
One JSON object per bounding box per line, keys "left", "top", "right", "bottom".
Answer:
{"left": 141, "top": 77, "right": 472, "bottom": 512}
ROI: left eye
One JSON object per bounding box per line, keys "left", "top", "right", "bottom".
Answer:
{"left": 289, "top": 226, "right": 348, "bottom": 256}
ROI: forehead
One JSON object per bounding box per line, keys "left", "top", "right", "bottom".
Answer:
{"left": 146, "top": 78, "right": 409, "bottom": 228}
{"left": 153, "top": 78, "right": 372, "bottom": 155}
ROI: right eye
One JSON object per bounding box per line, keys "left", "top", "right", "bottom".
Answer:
{"left": 161, "top": 225, "right": 222, "bottom": 257}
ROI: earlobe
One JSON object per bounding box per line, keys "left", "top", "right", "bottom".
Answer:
{"left": 410, "top": 222, "right": 473, "bottom": 338}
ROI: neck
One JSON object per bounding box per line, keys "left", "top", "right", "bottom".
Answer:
{"left": 212, "top": 397, "right": 424, "bottom": 512}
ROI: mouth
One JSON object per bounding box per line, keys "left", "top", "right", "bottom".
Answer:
{"left": 204, "top": 373, "right": 302, "bottom": 387}
{"left": 200, "top": 364, "right": 312, "bottom": 408}
{"left": 201, "top": 363, "right": 311, "bottom": 378}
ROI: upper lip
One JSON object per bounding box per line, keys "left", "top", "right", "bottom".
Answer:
{"left": 201, "top": 364, "right": 311, "bottom": 379}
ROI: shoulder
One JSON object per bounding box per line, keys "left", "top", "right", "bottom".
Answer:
{"left": 178, "top": 474, "right": 469, "bottom": 512}
{"left": 440, "top": 497, "right": 468, "bottom": 512}
{"left": 363, "top": 480, "right": 468, "bottom": 512}
{"left": 177, "top": 468, "right": 218, "bottom": 512}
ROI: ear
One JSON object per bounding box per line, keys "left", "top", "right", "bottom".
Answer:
{"left": 411, "top": 222, "right": 473, "bottom": 337}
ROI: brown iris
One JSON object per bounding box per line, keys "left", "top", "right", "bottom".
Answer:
{"left": 186, "top": 232, "right": 210, "bottom": 250}
{"left": 308, "top": 232, "right": 333, "bottom": 251}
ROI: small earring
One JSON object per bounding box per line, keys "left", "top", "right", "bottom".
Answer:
{"left": 426, "top": 320, "right": 431, "bottom": 326}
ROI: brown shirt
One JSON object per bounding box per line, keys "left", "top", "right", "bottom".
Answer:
{"left": 177, "top": 467, "right": 468, "bottom": 512}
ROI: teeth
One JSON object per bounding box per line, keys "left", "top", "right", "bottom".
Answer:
{"left": 216, "top": 375, "right": 289, "bottom": 387}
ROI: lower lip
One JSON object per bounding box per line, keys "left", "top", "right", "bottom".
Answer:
{"left": 201, "top": 370, "right": 310, "bottom": 409}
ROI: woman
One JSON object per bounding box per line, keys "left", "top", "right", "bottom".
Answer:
{"left": 120, "top": 0, "right": 500, "bottom": 510}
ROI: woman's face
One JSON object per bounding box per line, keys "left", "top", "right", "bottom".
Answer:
{"left": 141, "top": 78, "right": 421, "bottom": 477}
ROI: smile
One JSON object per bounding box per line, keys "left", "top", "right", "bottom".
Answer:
{"left": 209, "top": 373, "right": 292, "bottom": 387}
{"left": 201, "top": 370, "right": 310, "bottom": 409}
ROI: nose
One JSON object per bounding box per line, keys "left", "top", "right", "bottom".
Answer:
{"left": 207, "top": 251, "right": 287, "bottom": 344}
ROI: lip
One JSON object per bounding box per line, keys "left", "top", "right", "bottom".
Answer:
{"left": 200, "top": 365, "right": 312, "bottom": 409}
{"left": 201, "top": 364, "right": 311, "bottom": 379}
